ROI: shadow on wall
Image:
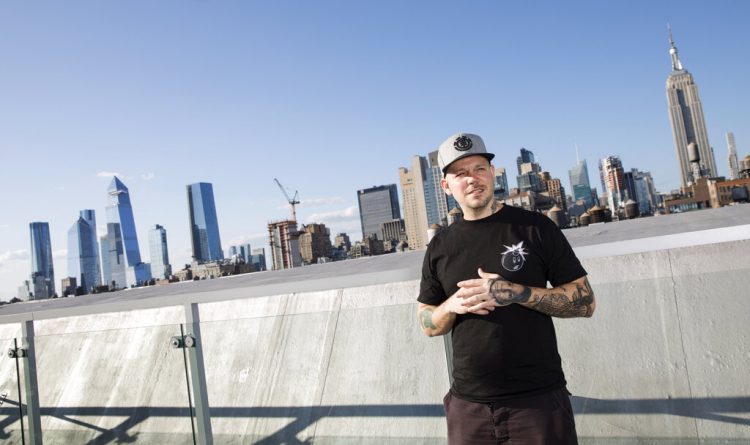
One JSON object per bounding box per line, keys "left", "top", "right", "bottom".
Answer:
{"left": 0, "top": 396, "right": 748, "bottom": 444}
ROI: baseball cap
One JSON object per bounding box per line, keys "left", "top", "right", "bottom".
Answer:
{"left": 437, "top": 132, "right": 495, "bottom": 174}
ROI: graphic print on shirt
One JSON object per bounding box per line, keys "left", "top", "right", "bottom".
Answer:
{"left": 501, "top": 241, "right": 528, "bottom": 272}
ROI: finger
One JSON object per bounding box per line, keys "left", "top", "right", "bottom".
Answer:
{"left": 466, "top": 300, "right": 496, "bottom": 313}
{"left": 477, "top": 268, "right": 500, "bottom": 279}
{"left": 457, "top": 278, "right": 484, "bottom": 288}
{"left": 455, "top": 287, "right": 484, "bottom": 299}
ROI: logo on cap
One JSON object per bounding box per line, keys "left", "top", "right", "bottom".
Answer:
{"left": 453, "top": 136, "right": 473, "bottom": 151}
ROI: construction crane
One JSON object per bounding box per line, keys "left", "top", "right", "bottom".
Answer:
{"left": 274, "top": 178, "right": 300, "bottom": 221}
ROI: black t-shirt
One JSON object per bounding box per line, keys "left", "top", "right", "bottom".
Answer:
{"left": 418, "top": 205, "right": 587, "bottom": 402}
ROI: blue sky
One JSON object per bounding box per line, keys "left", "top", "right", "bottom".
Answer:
{"left": 1, "top": 1, "right": 748, "bottom": 299}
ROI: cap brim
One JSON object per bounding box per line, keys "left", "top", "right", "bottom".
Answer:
{"left": 442, "top": 153, "right": 496, "bottom": 175}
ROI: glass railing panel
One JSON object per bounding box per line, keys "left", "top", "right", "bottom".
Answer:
{"left": 200, "top": 310, "right": 339, "bottom": 444}
{"left": 33, "top": 323, "right": 195, "bottom": 443}
{"left": 0, "top": 334, "right": 24, "bottom": 444}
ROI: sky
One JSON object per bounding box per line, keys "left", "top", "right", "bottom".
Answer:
{"left": 1, "top": 0, "right": 749, "bottom": 299}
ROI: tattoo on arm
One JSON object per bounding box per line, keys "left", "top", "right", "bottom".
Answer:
{"left": 531, "top": 279, "right": 595, "bottom": 318}
{"left": 419, "top": 308, "right": 437, "bottom": 330}
{"left": 489, "top": 279, "right": 532, "bottom": 306}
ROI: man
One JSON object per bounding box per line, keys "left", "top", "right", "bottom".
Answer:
{"left": 417, "top": 132, "right": 595, "bottom": 444}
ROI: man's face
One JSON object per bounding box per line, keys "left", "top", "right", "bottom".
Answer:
{"left": 441, "top": 155, "right": 495, "bottom": 211}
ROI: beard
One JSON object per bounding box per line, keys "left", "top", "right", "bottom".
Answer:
{"left": 463, "top": 191, "right": 493, "bottom": 210}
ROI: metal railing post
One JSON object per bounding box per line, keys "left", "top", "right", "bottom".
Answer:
{"left": 21, "top": 320, "right": 43, "bottom": 444}
{"left": 184, "top": 303, "right": 213, "bottom": 444}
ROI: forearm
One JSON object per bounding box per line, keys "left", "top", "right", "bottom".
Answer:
{"left": 417, "top": 302, "right": 457, "bottom": 336}
{"left": 491, "top": 276, "right": 596, "bottom": 318}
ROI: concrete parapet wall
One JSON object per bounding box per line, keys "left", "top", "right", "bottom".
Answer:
{"left": 0, "top": 240, "right": 748, "bottom": 443}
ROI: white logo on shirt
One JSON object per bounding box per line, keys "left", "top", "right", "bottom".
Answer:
{"left": 501, "top": 241, "right": 528, "bottom": 272}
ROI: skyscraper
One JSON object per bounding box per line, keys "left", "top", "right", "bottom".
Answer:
{"left": 666, "top": 28, "right": 717, "bottom": 187}
{"left": 427, "top": 150, "right": 458, "bottom": 223}
{"left": 105, "top": 177, "right": 150, "bottom": 288}
{"left": 569, "top": 159, "right": 594, "bottom": 208}
{"left": 630, "top": 169, "right": 657, "bottom": 215}
{"left": 29, "top": 222, "right": 55, "bottom": 299}
{"left": 493, "top": 167, "right": 509, "bottom": 200}
{"left": 357, "top": 184, "right": 401, "bottom": 241}
{"left": 600, "top": 156, "right": 625, "bottom": 210}
{"left": 727, "top": 132, "right": 740, "bottom": 180}
{"left": 187, "top": 182, "right": 224, "bottom": 263}
{"left": 399, "top": 156, "right": 431, "bottom": 250}
{"left": 68, "top": 212, "right": 102, "bottom": 294}
{"left": 149, "top": 224, "right": 172, "bottom": 280}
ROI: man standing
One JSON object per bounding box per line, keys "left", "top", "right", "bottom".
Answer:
{"left": 417, "top": 132, "right": 595, "bottom": 444}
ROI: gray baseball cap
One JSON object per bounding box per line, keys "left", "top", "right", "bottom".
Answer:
{"left": 437, "top": 132, "right": 495, "bottom": 174}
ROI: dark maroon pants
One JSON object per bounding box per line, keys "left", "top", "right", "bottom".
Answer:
{"left": 443, "top": 387, "right": 578, "bottom": 444}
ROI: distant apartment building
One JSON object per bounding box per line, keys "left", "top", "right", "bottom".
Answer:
{"left": 545, "top": 177, "right": 567, "bottom": 214}
{"left": 381, "top": 219, "right": 406, "bottom": 245}
{"left": 268, "top": 220, "right": 301, "bottom": 270}
{"left": 251, "top": 247, "right": 267, "bottom": 271}
{"left": 333, "top": 233, "right": 351, "bottom": 252}
{"left": 357, "top": 184, "right": 401, "bottom": 241}
{"left": 187, "top": 182, "right": 224, "bottom": 263}
{"left": 149, "top": 224, "right": 172, "bottom": 280}
{"left": 298, "top": 223, "right": 333, "bottom": 264}
{"left": 727, "top": 132, "right": 740, "bottom": 180}
{"left": 399, "top": 156, "right": 431, "bottom": 250}
{"left": 29, "top": 221, "right": 55, "bottom": 299}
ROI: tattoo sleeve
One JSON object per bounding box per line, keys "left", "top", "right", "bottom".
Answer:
{"left": 528, "top": 278, "right": 595, "bottom": 318}
{"left": 490, "top": 277, "right": 595, "bottom": 318}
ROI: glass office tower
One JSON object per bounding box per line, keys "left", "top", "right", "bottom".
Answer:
{"left": 68, "top": 214, "right": 102, "bottom": 294}
{"left": 187, "top": 182, "right": 224, "bottom": 262}
{"left": 148, "top": 224, "right": 172, "bottom": 279}
{"left": 569, "top": 159, "right": 594, "bottom": 208}
{"left": 357, "top": 184, "right": 401, "bottom": 241}
{"left": 29, "top": 222, "right": 55, "bottom": 298}
{"left": 104, "top": 177, "right": 150, "bottom": 288}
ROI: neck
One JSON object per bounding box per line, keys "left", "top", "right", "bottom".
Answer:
{"left": 462, "top": 199, "right": 503, "bottom": 221}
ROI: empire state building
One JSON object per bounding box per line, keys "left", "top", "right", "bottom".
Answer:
{"left": 666, "top": 29, "right": 717, "bottom": 187}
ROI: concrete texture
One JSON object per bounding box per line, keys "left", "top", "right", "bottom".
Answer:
{"left": 0, "top": 206, "right": 748, "bottom": 443}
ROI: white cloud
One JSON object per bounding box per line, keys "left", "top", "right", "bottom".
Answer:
{"left": 96, "top": 171, "right": 121, "bottom": 178}
{"left": 141, "top": 172, "right": 156, "bottom": 181}
{"left": 303, "top": 196, "right": 345, "bottom": 207}
{"left": 226, "top": 232, "right": 268, "bottom": 246}
{"left": 0, "top": 249, "right": 28, "bottom": 263}
{"left": 52, "top": 249, "right": 67, "bottom": 259}
{"left": 307, "top": 206, "right": 358, "bottom": 222}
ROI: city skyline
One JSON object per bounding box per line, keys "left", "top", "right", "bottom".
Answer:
{"left": 1, "top": 2, "right": 749, "bottom": 298}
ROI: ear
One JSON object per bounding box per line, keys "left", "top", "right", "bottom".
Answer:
{"left": 441, "top": 177, "right": 453, "bottom": 196}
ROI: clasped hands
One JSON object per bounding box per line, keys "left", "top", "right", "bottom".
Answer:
{"left": 447, "top": 268, "right": 519, "bottom": 315}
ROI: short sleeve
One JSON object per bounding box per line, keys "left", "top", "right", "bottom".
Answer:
{"left": 541, "top": 219, "right": 587, "bottom": 287}
{"left": 417, "top": 243, "right": 447, "bottom": 306}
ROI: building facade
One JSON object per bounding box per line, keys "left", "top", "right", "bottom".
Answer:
{"left": 67, "top": 214, "right": 101, "bottom": 294}
{"left": 666, "top": 30, "right": 717, "bottom": 187}
{"left": 600, "top": 156, "right": 626, "bottom": 211}
{"left": 569, "top": 159, "right": 594, "bottom": 208}
{"left": 104, "top": 177, "right": 150, "bottom": 288}
{"left": 149, "top": 224, "right": 172, "bottom": 280}
{"left": 357, "top": 184, "right": 401, "bottom": 241}
{"left": 268, "top": 220, "right": 301, "bottom": 270}
{"left": 298, "top": 223, "right": 333, "bottom": 264}
{"left": 187, "top": 182, "right": 224, "bottom": 263}
{"left": 399, "top": 156, "right": 431, "bottom": 250}
{"left": 727, "top": 132, "right": 740, "bottom": 180}
{"left": 29, "top": 221, "right": 55, "bottom": 299}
